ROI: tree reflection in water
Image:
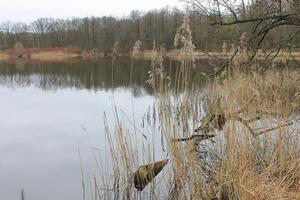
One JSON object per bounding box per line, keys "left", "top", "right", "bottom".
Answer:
{"left": 0, "top": 58, "right": 208, "bottom": 96}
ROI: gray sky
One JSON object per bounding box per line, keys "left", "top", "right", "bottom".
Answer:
{"left": 0, "top": 0, "right": 183, "bottom": 23}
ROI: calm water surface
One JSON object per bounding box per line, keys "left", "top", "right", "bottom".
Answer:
{"left": 0, "top": 59, "right": 157, "bottom": 200}
{"left": 0, "top": 58, "right": 210, "bottom": 200}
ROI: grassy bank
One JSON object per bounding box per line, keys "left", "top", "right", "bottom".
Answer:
{"left": 140, "top": 49, "right": 300, "bottom": 62}
{"left": 0, "top": 48, "right": 80, "bottom": 64}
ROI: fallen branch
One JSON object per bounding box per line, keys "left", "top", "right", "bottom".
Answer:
{"left": 172, "top": 134, "right": 216, "bottom": 142}
{"left": 208, "top": 48, "right": 238, "bottom": 77}
{"left": 255, "top": 122, "right": 293, "bottom": 136}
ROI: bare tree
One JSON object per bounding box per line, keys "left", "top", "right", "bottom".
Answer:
{"left": 185, "top": 0, "right": 300, "bottom": 60}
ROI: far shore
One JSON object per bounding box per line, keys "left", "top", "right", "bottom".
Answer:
{"left": 0, "top": 48, "right": 299, "bottom": 64}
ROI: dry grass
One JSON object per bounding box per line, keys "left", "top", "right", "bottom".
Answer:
{"left": 93, "top": 13, "right": 300, "bottom": 200}
{"left": 197, "top": 69, "right": 300, "bottom": 199}
{"left": 140, "top": 50, "right": 300, "bottom": 62}
{"left": 30, "top": 51, "right": 79, "bottom": 60}
{"left": 207, "top": 69, "right": 300, "bottom": 118}
{"left": 94, "top": 61, "right": 300, "bottom": 200}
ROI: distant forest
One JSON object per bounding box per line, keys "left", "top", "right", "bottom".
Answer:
{"left": 0, "top": 6, "right": 299, "bottom": 51}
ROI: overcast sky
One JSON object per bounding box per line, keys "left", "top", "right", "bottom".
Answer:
{"left": 0, "top": 0, "right": 183, "bottom": 23}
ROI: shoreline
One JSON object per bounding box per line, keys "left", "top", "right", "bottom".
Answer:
{"left": 0, "top": 49, "right": 299, "bottom": 64}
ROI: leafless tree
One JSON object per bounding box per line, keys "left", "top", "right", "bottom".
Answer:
{"left": 185, "top": 0, "right": 300, "bottom": 60}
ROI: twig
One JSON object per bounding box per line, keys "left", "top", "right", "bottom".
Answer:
{"left": 208, "top": 48, "right": 238, "bottom": 77}
{"left": 255, "top": 122, "right": 293, "bottom": 136}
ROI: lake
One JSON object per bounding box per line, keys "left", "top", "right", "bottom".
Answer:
{"left": 0, "top": 58, "right": 210, "bottom": 200}
{"left": 1, "top": 57, "right": 298, "bottom": 199}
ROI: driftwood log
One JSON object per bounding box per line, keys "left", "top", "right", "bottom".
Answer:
{"left": 133, "top": 159, "right": 169, "bottom": 191}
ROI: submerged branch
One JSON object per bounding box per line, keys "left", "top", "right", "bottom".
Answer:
{"left": 172, "top": 134, "right": 216, "bottom": 142}
{"left": 208, "top": 48, "right": 238, "bottom": 77}
{"left": 255, "top": 122, "right": 294, "bottom": 136}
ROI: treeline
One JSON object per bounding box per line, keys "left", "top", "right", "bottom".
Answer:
{"left": 0, "top": 7, "right": 299, "bottom": 52}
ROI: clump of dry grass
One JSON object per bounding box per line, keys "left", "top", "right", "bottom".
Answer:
{"left": 198, "top": 68, "right": 300, "bottom": 199}
{"left": 206, "top": 69, "right": 300, "bottom": 118}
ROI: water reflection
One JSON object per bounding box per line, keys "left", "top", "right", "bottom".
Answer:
{"left": 0, "top": 58, "right": 211, "bottom": 96}
{"left": 0, "top": 59, "right": 154, "bottom": 96}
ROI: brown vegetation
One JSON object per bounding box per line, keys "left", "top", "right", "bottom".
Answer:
{"left": 97, "top": 56, "right": 300, "bottom": 200}
{"left": 92, "top": 4, "right": 300, "bottom": 198}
